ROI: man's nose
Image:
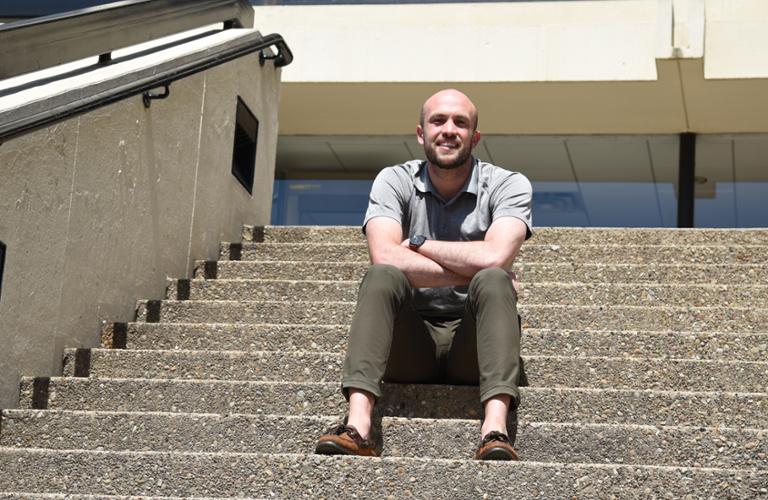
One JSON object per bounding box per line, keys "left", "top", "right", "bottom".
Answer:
{"left": 442, "top": 120, "right": 458, "bottom": 136}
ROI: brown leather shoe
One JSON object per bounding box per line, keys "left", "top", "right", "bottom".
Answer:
{"left": 315, "top": 423, "right": 377, "bottom": 457}
{"left": 475, "top": 431, "right": 519, "bottom": 461}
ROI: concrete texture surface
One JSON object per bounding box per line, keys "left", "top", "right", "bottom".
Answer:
{"left": 17, "top": 377, "right": 767, "bottom": 428}
{"left": 226, "top": 242, "right": 768, "bottom": 265}
{"left": 135, "top": 299, "right": 768, "bottom": 333}
{"left": 0, "top": 449, "right": 766, "bottom": 498}
{"left": 2, "top": 410, "right": 765, "bottom": 469}
{"left": 4, "top": 225, "right": 768, "bottom": 498}
{"left": 252, "top": 225, "right": 768, "bottom": 246}
{"left": 176, "top": 277, "right": 768, "bottom": 308}
{"left": 63, "top": 348, "right": 768, "bottom": 393}
{"left": 210, "top": 259, "right": 768, "bottom": 285}
{"left": 119, "top": 323, "right": 768, "bottom": 362}
{"left": 0, "top": 37, "right": 281, "bottom": 409}
{"left": 0, "top": 121, "right": 79, "bottom": 413}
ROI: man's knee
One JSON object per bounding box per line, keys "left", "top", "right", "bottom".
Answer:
{"left": 469, "top": 267, "right": 515, "bottom": 299}
{"left": 360, "top": 264, "right": 410, "bottom": 297}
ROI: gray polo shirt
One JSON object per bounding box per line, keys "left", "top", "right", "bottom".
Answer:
{"left": 363, "top": 157, "right": 533, "bottom": 317}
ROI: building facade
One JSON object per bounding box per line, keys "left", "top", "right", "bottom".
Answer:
{"left": 256, "top": 0, "right": 768, "bottom": 228}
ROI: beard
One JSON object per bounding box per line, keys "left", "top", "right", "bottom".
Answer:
{"left": 423, "top": 139, "right": 473, "bottom": 170}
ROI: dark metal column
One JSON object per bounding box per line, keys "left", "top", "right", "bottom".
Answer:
{"left": 677, "top": 132, "right": 696, "bottom": 228}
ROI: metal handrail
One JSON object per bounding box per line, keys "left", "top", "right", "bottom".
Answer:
{"left": 0, "top": 0, "right": 256, "bottom": 79}
{"left": 0, "top": 31, "right": 293, "bottom": 143}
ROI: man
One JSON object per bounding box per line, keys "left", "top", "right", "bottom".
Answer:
{"left": 315, "top": 89, "right": 533, "bottom": 460}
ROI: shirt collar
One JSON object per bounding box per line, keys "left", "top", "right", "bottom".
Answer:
{"left": 414, "top": 157, "right": 480, "bottom": 197}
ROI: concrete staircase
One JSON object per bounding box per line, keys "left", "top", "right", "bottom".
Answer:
{"left": 1, "top": 225, "right": 767, "bottom": 498}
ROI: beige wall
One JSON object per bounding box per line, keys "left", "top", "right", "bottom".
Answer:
{"left": 258, "top": 1, "right": 663, "bottom": 83}
{"left": 255, "top": 0, "right": 768, "bottom": 135}
{"left": 0, "top": 52, "right": 280, "bottom": 409}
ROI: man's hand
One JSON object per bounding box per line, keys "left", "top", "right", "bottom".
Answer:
{"left": 366, "top": 218, "right": 470, "bottom": 288}
{"left": 369, "top": 217, "right": 527, "bottom": 289}
{"left": 507, "top": 270, "right": 519, "bottom": 294}
{"left": 397, "top": 225, "right": 523, "bottom": 292}
{"left": 402, "top": 240, "right": 519, "bottom": 292}
{"left": 407, "top": 217, "right": 528, "bottom": 279}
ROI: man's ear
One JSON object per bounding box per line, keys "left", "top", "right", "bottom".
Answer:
{"left": 471, "top": 130, "right": 481, "bottom": 148}
{"left": 416, "top": 125, "right": 425, "bottom": 145}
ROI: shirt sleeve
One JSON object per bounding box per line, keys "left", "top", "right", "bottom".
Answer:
{"left": 362, "top": 167, "right": 408, "bottom": 234}
{"left": 489, "top": 172, "right": 534, "bottom": 240}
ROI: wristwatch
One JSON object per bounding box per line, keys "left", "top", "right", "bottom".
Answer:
{"left": 409, "top": 234, "right": 427, "bottom": 249}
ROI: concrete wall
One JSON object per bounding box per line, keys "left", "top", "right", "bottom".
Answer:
{"left": 254, "top": 0, "right": 768, "bottom": 135}
{"left": 0, "top": 51, "right": 280, "bottom": 409}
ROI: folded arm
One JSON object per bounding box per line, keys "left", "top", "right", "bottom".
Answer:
{"left": 366, "top": 216, "right": 528, "bottom": 288}
{"left": 411, "top": 217, "right": 528, "bottom": 278}
{"left": 366, "top": 217, "right": 470, "bottom": 288}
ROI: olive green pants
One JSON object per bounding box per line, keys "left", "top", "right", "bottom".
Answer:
{"left": 341, "top": 264, "right": 524, "bottom": 405}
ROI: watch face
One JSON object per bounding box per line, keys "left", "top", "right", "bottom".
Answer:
{"left": 410, "top": 235, "right": 427, "bottom": 248}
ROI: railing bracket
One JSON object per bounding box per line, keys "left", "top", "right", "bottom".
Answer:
{"left": 260, "top": 49, "right": 279, "bottom": 67}
{"left": 142, "top": 84, "right": 171, "bottom": 108}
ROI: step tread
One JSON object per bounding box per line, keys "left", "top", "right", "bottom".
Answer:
{"left": 181, "top": 278, "right": 768, "bottom": 287}
{"left": 174, "top": 279, "right": 768, "bottom": 307}
{"left": 135, "top": 300, "right": 768, "bottom": 333}
{"left": 205, "top": 260, "right": 768, "bottom": 285}
{"left": 117, "top": 323, "right": 768, "bottom": 361}
{"left": 63, "top": 348, "right": 768, "bottom": 393}
{"left": 146, "top": 299, "right": 768, "bottom": 311}
{"left": 220, "top": 242, "right": 768, "bottom": 264}
{"left": 73, "top": 347, "right": 768, "bottom": 364}
{"left": 20, "top": 377, "right": 768, "bottom": 427}
{"left": 1, "top": 448, "right": 766, "bottom": 498}
{"left": 2, "top": 410, "right": 765, "bottom": 467}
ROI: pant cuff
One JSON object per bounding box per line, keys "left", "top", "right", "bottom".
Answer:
{"left": 480, "top": 384, "right": 520, "bottom": 408}
{"left": 341, "top": 378, "right": 382, "bottom": 401}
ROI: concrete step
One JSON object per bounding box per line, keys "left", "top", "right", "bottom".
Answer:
{"left": 2, "top": 411, "right": 765, "bottom": 469}
{"left": 0, "top": 495, "right": 171, "bottom": 500}
{"left": 0, "top": 496, "right": 189, "bottom": 500}
{"left": 205, "top": 260, "right": 768, "bottom": 284}
{"left": 250, "top": 225, "right": 768, "bottom": 247}
{"left": 221, "top": 242, "right": 768, "bottom": 265}
{"left": 113, "top": 323, "right": 768, "bottom": 362}
{"left": 135, "top": 300, "right": 768, "bottom": 333}
{"left": 62, "top": 349, "right": 768, "bottom": 393}
{"left": 19, "top": 378, "right": 767, "bottom": 428}
{"left": 169, "top": 278, "right": 768, "bottom": 308}
{"left": 0, "top": 496, "right": 191, "bottom": 500}
{"left": 1, "top": 448, "right": 766, "bottom": 498}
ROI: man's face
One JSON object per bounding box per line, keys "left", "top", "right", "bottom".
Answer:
{"left": 417, "top": 91, "right": 480, "bottom": 170}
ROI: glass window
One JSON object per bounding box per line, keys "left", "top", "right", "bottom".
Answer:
{"left": 694, "top": 135, "right": 768, "bottom": 228}
{"left": 272, "top": 180, "right": 373, "bottom": 225}
{"left": 271, "top": 134, "right": 681, "bottom": 227}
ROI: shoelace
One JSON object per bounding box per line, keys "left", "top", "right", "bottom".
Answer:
{"left": 327, "top": 423, "right": 367, "bottom": 444}
{"left": 480, "top": 431, "right": 510, "bottom": 446}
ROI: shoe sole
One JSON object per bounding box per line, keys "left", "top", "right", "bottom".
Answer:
{"left": 315, "top": 440, "right": 356, "bottom": 456}
{"left": 477, "top": 447, "right": 518, "bottom": 461}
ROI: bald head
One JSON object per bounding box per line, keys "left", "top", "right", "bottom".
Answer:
{"left": 419, "top": 89, "right": 479, "bottom": 131}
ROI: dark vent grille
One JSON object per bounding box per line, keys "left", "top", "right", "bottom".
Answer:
{"left": 0, "top": 241, "right": 5, "bottom": 302}
{"left": 231, "top": 96, "right": 259, "bottom": 195}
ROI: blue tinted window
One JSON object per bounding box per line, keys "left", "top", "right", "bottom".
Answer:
{"left": 272, "top": 179, "right": 679, "bottom": 227}
{"left": 272, "top": 180, "right": 373, "bottom": 226}
{"left": 694, "top": 135, "right": 768, "bottom": 228}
